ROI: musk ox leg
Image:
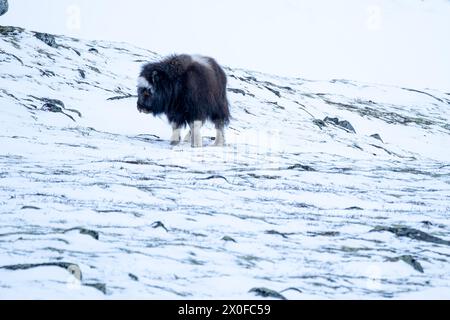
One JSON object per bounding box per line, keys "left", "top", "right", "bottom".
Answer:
{"left": 189, "top": 121, "right": 203, "bottom": 148}
{"left": 213, "top": 124, "right": 225, "bottom": 146}
{"left": 183, "top": 130, "right": 191, "bottom": 142}
{"left": 170, "top": 122, "right": 182, "bottom": 145}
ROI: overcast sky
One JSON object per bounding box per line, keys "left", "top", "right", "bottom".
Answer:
{"left": 1, "top": 0, "right": 449, "bottom": 90}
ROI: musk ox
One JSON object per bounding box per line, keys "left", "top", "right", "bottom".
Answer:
{"left": 137, "top": 54, "right": 230, "bottom": 147}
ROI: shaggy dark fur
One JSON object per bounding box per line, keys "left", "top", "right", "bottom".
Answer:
{"left": 137, "top": 54, "right": 230, "bottom": 128}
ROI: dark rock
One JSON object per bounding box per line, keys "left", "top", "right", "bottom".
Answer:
{"left": 38, "top": 97, "right": 65, "bottom": 108}
{"left": 221, "top": 236, "right": 237, "bottom": 243}
{"left": 324, "top": 117, "right": 340, "bottom": 125}
{"left": 313, "top": 119, "right": 326, "bottom": 129}
{"left": 85, "top": 282, "right": 107, "bottom": 294}
{"left": 72, "top": 48, "right": 81, "bottom": 56}
{"left": 0, "top": 26, "right": 24, "bottom": 36}
{"left": 244, "top": 108, "right": 256, "bottom": 116}
{"left": 345, "top": 206, "right": 363, "bottom": 210}
{"left": 339, "top": 120, "right": 356, "bottom": 133}
{"left": 286, "top": 164, "right": 316, "bottom": 171}
{"left": 280, "top": 287, "right": 303, "bottom": 294}
{"left": 41, "top": 103, "right": 63, "bottom": 113}
{"left": 265, "top": 230, "right": 290, "bottom": 239}
{"left": 64, "top": 227, "right": 99, "bottom": 240}
{"left": 1, "top": 262, "right": 82, "bottom": 280}
{"left": 198, "top": 175, "right": 229, "bottom": 183}
{"left": 34, "top": 32, "right": 58, "bottom": 48}
{"left": 32, "top": 97, "right": 78, "bottom": 121}
{"left": 249, "top": 287, "right": 287, "bottom": 300}
{"left": 264, "top": 85, "right": 281, "bottom": 97}
{"left": 0, "top": 49, "right": 24, "bottom": 65}
{"left": 20, "top": 205, "right": 41, "bottom": 210}
{"left": 228, "top": 88, "right": 246, "bottom": 96}
{"left": 308, "top": 231, "right": 340, "bottom": 237}
{"left": 0, "top": 0, "right": 8, "bottom": 16}
{"left": 151, "top": 221, "right": 168, "bottom": 232}
{"left": 107, "top": 94, "right": 137, "bottom": 101}
{"left": 386, "top": 255, "right": 424, "bottom": 273}
{"left": 324, "top": 116, "right": 356, "bottom": 133}
{"left": 371, "top": 226, "right": 450, "bottom": 246}
{"left": 87, "top": 65, "right": 101, "bottom": 73}
{"left": 40, "top": 69, "right": 56, "bottom": 77}
{"left": 88, "top": 48, "right": 99, "bottom": 54}
{"left": 421, "top": 221, "right": 433, "bottom": 227}
{"left": 370, "top": 133, "right": 384, "bottom": 143}
{"left": 128, "top": 273, "right": 139, "bottom": 281}
{"left": 78, "top": 69, "right": 86, "bottom": 79}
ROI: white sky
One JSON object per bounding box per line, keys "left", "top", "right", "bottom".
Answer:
{"left": 1, "top": 0, "right": 450, "bottom": 90}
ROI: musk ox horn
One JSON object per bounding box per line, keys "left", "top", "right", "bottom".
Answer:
{"left": 152, "top": 71, "right": 159, "bottom": 84}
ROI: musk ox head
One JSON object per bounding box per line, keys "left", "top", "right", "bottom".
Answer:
{"left": 136, "top": 69, "right": 166, "bottom": 115}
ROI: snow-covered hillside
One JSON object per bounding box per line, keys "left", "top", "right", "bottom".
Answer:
{"left": 1, "top": 26, "right": 450, "bottom": 299}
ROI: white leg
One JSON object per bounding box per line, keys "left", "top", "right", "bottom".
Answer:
{"left": 213, "top": 125, "right": 225, "bottom": 146}
{"left": 170, "top": 122, "right": 181, "bottom": 145}
{"left": 183, "top": 130, "right": 191, "bottom": 142}
{"left": 189, "top": 120, "right": 203, "bottom": 148}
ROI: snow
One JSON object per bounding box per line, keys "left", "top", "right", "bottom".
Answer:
{"left": 0, "top": 24, "right": 450, "bottom": 299}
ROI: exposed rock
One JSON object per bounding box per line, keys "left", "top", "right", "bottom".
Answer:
{"left": 128, "top": 273, "right": 139, "bottom": 281}
{"left": 87, "top": 65, "right": 101, "bottom": 73}
{"left": 265, "top": 230, "right": 290, "bottom": 238}
{"left": 34, "top": 32, "right": 58, "bottom": 48}
{"left": 72, "top": 48, "right": 81, "bottom": 56}
{"left": 41, "top": 102, "right": 64, "bottom": 113}
{"left": 371, "top": 226, "right": 450, "bottom": 246}
{"left": 324, "top": 116, "right": 356, "bottom": 133}
{"left": 1, "top": 262, "right": 82, "bottom": 280}
{"left": 280, "top": 287, "right": 303, "bottom": 294}
{"left": 20, "top": 205, "right": 41, "bottom": 210}
{"left": 308, "top": 231, "right": 340, "bottom": 237}
{"left": 0, "top": 0, "right": 8, "bottom": 16}
{"left": 40, "top": 69, "right": 56, "bottom": 77}
{"left": 228, "top": 88, "right": 247, "bottom": 96}
{"left": 85, "top": 282, "right": 107, "bottom": 294}
{"left": 0, "top": 25, "right": 24, "bottom": 36}
{"left": 151, "top": 221, "right": 168, "bottom": 232}
{"left": 64, "top": 227, "right": 99, "bottom": 240}
{"left": 313, "top": 119, "right": 326, "bottom": 129}
{"left": 370, "top": 133, "right": 384, "bottom": 143}
{"left": 221, "top": 236, "right": 237, "bottom": 242}
{"left": 78, "top": 69, "right": 86, "bottom": 79}
{"left": 345, "top": 206, "right": 363, "bottom": 210}
{"left": 286, "top": 163, "right": 316, "bottom": 171}
{"left": 0, "top": 49, "right": 24, "bottom": 65}
{"left": 88, "top": 48, "right": 99, "bottom": 54}
{"left": 249, "top": 287, "right": 287, "bottom": 300}
{"left": 107, "top": 94, "right": 137, "bottom": 101}
{"left": 264, "top": 85, "right": 281, "bottom": 97}
{"left": 198, "top": 175, "right": 229, "bottom": 183}
{"left": 31, "top": 97, "right": 80, "bottom": 121}
{"left": 386, "top": 255, "right": 424, "bottom": 273}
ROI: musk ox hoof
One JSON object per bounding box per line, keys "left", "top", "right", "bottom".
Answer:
{"left": 191, "top": 142, "right": 203, "bottom": 148}
{"left": 170, "top": 140, "right": 180, "bottom": 146}
{"left": 213, "top": 141, "right": 225, "bottom": 147}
